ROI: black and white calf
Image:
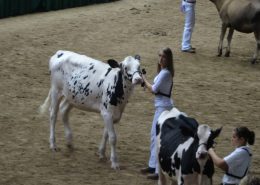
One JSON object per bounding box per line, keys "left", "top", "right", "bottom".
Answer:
{"left": 39, "top": 50, "right": 143, "bottom": 169}
{"left": 156, "top": 107, "right": 222, "bottom": 185}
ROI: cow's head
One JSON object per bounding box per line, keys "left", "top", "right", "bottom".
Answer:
{"left": 107, "top": 55, "right": 143, "bottom": 85}
{"left": 119, "top": 55, "right": 143, "bottom": 85}
{"left": 196, "top": 125, "right": 222, "bottom": 162}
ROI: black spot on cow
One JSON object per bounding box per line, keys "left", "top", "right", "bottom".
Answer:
{"left": 103, "top": 102, "right": 107, "bottom": 109}
{"left": 57, "top": 53, "right": 63, "bottom": 58}
{"left": 93, "top": 70, "right": 96, "bottom": 74}
{"left": 89, "top": 65, "right": 94, "bottom": 71}
{"left": 105, "top": 68, "right": 112, "bottom": 77}
{"left": 83, "top": 76, "right": 88, "bottom": 79}
{"left": 109, "top": 72, "right": 124, "bottom": 106}
{"left": 83, "top": 82, "right": 90, "bottom": 96}
{"left": 74, "top": 80, "right": 77, "bottom": 85}
{"left": 97, "top": 79, "right": 104, "bottom": 87}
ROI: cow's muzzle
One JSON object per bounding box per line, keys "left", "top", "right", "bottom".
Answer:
{"left": 197, "top": 151, "right": 208, "bottom": 160}
{"left": 132, "top": 71, "right": 143, "bottom": 85}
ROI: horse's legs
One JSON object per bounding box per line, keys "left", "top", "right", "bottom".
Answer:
{"left": 60, "top": 99, "right": 73, "bottom": 149}
{"left": 252, "top": 28, "right": 260, "bottom": 64}
{"left": 218, "top": 23, "right": 227, "bottom": 56}
{"left": 225, "top": 27, "right": 234, "bottom": 57}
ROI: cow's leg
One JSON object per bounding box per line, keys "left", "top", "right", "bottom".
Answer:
{"left": 183, "top": 174, "right": 198, "bottom": 185}
{"left": 217, "top": 23, "right": 227, "bottom": 56}
{"left": 101, "top": 112, "right": 119, "bottom": 169}
{"left": 225, "top": 27, "right": 234, "bottom": 57}
{"left": 158, "top": 167, "right": 167, "bottom": 185}
{"left": 98, "top": 126, "right": 108, "bottom": 161}
{"left": 49, "top": 88, "right": 62, "bottom": 151}
{"left": 252, "top": 29, "right": 260, "bottom": 64}
{"left": 60, "top": 99, "right": 73, "bottom": 149}
{"left": 199, "top": 174, "right": 212, "bottom": 185}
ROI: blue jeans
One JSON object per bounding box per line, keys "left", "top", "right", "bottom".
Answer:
{"left": 181, "top": 1, "right": 196, "bottom": 50}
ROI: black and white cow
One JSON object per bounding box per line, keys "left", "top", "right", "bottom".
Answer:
{"left": 39, "top": 50, "right": 143, "bottom": 169}
{"left": 156, "top": 107, "right": 222, "bottom": 185}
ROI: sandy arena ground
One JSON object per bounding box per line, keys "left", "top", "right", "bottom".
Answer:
{"left": 0, "top": 0, "right": 260, "bottom": 184}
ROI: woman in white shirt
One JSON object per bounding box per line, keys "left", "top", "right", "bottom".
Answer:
{"left": 140, "top": 47, "right": 175, "bottom": 180}
{"left": 209, "top": 126, "right": 255, "bottom": 185}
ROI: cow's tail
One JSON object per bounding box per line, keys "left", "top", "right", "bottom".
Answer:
{"left": 38, "top": 90, "right": 51, "bottom": 115}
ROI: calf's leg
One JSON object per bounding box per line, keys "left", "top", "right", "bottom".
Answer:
{"left": 98, "top": 127, "right": 108, "bottom": 161}
{"left": 60, "top": 99, "right": 73, "bottom": 149}
{"left": 158, "top": 167, "right": 167, "bottom": 185}
{"left": 101, "top": 112, "right": 119, "bottom": 169}
{"left": 49, "top": 88, "right": 62, "bottom": 151}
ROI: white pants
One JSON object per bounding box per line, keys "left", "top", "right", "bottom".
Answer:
{"left": 181, "top": 1, "right": 196, "bottom": 50}
{"left": 148, "top": 106, "right": 172, "bottom": 173}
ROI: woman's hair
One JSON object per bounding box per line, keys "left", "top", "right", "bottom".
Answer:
{"left": 157, "top": 47, "right": 175, "bottom": 77}
{"left": 235, "top": 126, "right": 255, "bottom": 145}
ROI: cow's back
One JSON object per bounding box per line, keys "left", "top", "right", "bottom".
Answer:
{"left": 158, "top": 115, "right": 199, "bottom": 176}
{"left": 49, "top": 50, "right": 121, "bottom": 112}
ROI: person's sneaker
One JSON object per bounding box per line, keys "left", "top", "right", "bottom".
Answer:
{"left": 147, "top": 173, "right": 159, "bottom": 180}
{"left": 181, "top": 47, "right": 196, "bottom": 53}
{"left": 140, "top": 167, "right": 155, "bottom": 174}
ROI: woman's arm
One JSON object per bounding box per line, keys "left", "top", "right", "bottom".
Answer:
{"left": 208, "top": 148, "right": 229, "bottom": 172}
{"left": 142, "top": 75, "right": 154, "bottom": 93}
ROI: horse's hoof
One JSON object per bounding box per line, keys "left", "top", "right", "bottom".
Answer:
{"left": 251, "top": 59, "right": 257, "bottom": 64}
{"left": 224, "top": 52, "right": 230, "bottom": 57}
{"left": 217, "top": 50, "right": 222, "bottom": 56}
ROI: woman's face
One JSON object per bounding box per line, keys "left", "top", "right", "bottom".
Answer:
{"left": 158, "top": 52, "right": 167, "bottom": 68}
{"left": 231, "top": 130, "right": 246, "bottom": 147}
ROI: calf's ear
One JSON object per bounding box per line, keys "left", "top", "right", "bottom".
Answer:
{"left": 134, "top": 55, "right": 141, "bottom": 61}
{"left": 212, "top": 127, "right": 223, "bottom": 139}
{"left": 107, "top": 59, "right": 120, "bottom": 68}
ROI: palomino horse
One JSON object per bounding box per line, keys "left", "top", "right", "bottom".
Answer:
{"left": 209, "top": 0, "right": 260, "bottom": 64}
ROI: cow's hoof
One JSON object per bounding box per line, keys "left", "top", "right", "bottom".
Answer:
{"left": 99, "top": 156, "right": 107, "bottom": 162}
{"left": 50, "top": 147, "right": 60, "bottom": 152}
{"left": 111, "top": 162, "right": 120, "bottom": 170}
{"left": 66, "top": 144, "right": 74, "bottom": 151}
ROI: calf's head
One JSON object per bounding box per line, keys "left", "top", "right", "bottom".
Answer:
{"left": 196, "top": 125, "right": 222, "bottom": 163}
{"left": 107, "top": 55, "right": 143, "bottom": 85}
{"left": 121, "top": 55, "right": 143, "bottom": 85}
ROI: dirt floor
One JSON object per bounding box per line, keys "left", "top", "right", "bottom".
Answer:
{"left": 0, "top": 0, "right": 260, "bottom": 184}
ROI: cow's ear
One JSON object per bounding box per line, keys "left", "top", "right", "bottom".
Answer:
{"left": 134, "top": 55, "right": 141, "bottom": 61}
{"left": 107, "top": 59, "right": 120, "bottom": 68}
{"left": 211, "top": 127, "right": 222, "bottom": 139}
